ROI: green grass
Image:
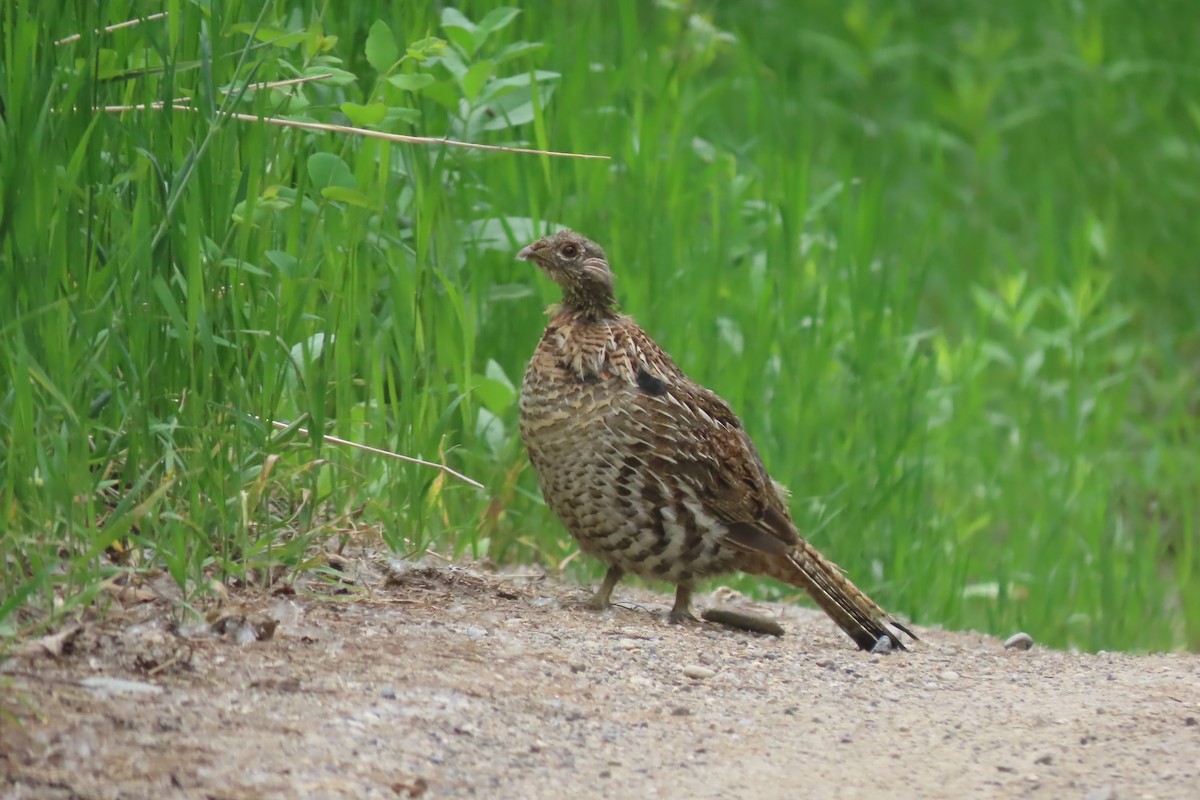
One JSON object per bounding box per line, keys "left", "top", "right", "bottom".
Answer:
{"left": 1, "top": 0, "right": 1197, "bottom": 652}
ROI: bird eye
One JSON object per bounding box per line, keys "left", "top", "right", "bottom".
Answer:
{"left": 560, "top": 244, "right": 578, "bottom": 258}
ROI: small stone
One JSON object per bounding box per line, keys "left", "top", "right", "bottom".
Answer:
{"left": 1085, "top": 787, "right": 1117, "bottom": 800}
{"left": 79, "top": 677, "right": 164, "bottom": 696}
{"left": 939, "top": 670, "right": 960, "bottom": 682}
{"left": 1005, "top": 632, "right": 1034, "bottom": 650}
{"left": 569, "top": 661, "right": 587, "bottom": 673}
{"left": 1185, "top": 716, "right": 1197, "bottom": 727}
{"left": 233, "top": 622, "right": 258, "bottom": 646}
{"left": 871, "top": 636, "right": 893, "bottom": 655}
{"left": 683, "top": 665, "right": 716, "bottom": 680}
{"left": 671, "top": 706, "right": 691, "bottom": 716}
{"left": 381, "top": 685, "right": 397, "bottom": 700}
{"left": 1034, "top": 753, "right": 1053, "bottom": 765}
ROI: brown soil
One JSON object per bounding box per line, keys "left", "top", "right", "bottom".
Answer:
{"left": 3, "top": 558, "right": 1198, "bottom": 799}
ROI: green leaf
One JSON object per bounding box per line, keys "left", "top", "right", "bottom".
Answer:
{"left": 306, "top": 153, "right": 356, "bottom": 191}
{"left": 422, "top": 80, "right": 460, "bottom": 112}
{"left": 435, "top": 47, "right": 468, "bottom": 79}
{"left": 472, "top": 79, "right": 558, "bottom": 132}
{"left": 264, "top": 250, "right": 298, "bottom": 276}
{"left": 473, "top": 8, "right": 521, "bottom": 51}
{"left": 320, "top": 186, "right": 374, "bottom": 208}
{"left": 304, "top": 65, "right": 357, "bottom": 85}
{"left": 219, "top": 258, "right": 270, "bottom": 277}
{"left": 479, "top": 8, "right": 521, "bottom": 35}
{"left": 289, "top": 333, "right": 330, "bottom": 374}
{"left": 476, "top": 70, "right": 560, "bottom": 105}
{"left": 93, "top": 49, "right": 121, "bottom": 80}
{"left": 486, "top": 283, "right": 535, "bottom": 302}
{"left": 231, "top": 188, "right": 294, "bottom": 226}
{"left": 474, "top": 361, "right": 516, "bottom": 414}
{"left": 443, "top": 26, "right": 475, "bottom": 55}
{"left": 340, "top": 101, "right": 387, "bottom": 126}
{"left": 461, "top": 59, "right": 494, "bottom": 101}
{"left": 270, "top": 87, "right": 310, "bottom": 112}
{"left": 365, "top": 20, "right": 399, "bottom": 73}
{"left": 387, "top": 73, "right": 435, "bottom": 91}
{"left": 493, "top": 40, "right": 546, "bottom": 65}
{"left": 385, "top": 107, "right": 422, "bottom": 125}
{"left": 485, "top": 359, "right": 516, "bottom": 394}
{"left": 231, "top": 24, "right": 308, "bottom": 47}
{"left": 475, "top": 407, "right": 507, "bottom": 457}
{"left": 406, "top": 36, "right": 446, "bottom": 62}
{"left": 441, "top": 9, "right": 478, "bottom": 54}
{"left": 473, "top": 379, "right": 513, "bottom": 414}
{"left": 462, "top": 217, "right": 544, "bottom": 251}
{"left": 441, "top": 8, "right": 477, "bottom": 34}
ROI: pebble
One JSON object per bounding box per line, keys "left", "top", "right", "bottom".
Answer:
{"left": 1005, "top": 632, "right": 1034, "bottom": 650}
{"left": 381, "top": 685, "right": 397, "bottom": 700}
{"left": 1085, "top": 787, "right": 1117, "bottom": 800}
{"left": 939, "top": 670, "right": 960, "bottom": 682}
{"left": 683, "top": 665, "right": 717, "bottom": 680}
{"left": 80, "top": 676, "right": 164, "bottom": 696}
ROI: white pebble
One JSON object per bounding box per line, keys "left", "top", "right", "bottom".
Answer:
{"left": 683, "top": 665, "right": 717, "bottom": 680}
{"left": 1005, "top": 632, "right": 1035, "bottom": 650}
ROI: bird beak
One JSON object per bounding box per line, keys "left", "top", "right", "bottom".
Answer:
{"left": 517, "top": 238, "right": 547, "bottom": 263}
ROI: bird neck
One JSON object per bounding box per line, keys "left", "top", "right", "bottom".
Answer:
{"left": 560, "top": 287, "right": 618, "bottom": 319}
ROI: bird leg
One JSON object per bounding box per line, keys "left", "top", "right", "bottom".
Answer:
{"left": 669, "top": 585, "right": 697, "bottom": 624}
{"left": 585, "top": 565, "right": 625, "bottom": 611}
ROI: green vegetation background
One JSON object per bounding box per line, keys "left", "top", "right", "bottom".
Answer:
{"left": 2, "top": 1, "right": 1197, "bottom": 651}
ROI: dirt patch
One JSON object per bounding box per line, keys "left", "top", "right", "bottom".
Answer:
{"left": 3, "top": 559, "right": 1198, "bottom": 799}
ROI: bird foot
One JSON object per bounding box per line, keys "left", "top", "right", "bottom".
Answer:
{"left": 667, "top": 608, "right": 698, "bottom": 625}
{"left": 668, "top": 585, "right": 697, "bottom": 624}
{"left": 573, "top": 566, "right": 624, "bottom": 615}
{"left": 581, "top": 595, "right": 612, "bottom": 613}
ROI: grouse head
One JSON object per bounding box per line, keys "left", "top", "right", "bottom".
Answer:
{"left": 517, "top": 230, "right": 616, "bottom": 315}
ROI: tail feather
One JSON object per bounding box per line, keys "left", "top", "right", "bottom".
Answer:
{"left": 749, "top": 539, "right": 915, "bottom": 651}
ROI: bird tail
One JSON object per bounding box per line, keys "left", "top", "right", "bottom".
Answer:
{"left": 747, "top": 540, "right": 915, "bottom": 651}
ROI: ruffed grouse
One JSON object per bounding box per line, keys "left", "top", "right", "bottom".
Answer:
{"left": 517, "top": 230, "right": 914, "bottom": 651}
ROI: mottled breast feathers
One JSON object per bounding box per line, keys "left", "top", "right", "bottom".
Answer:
{"left": 536, "top": 308, "right": 799, "bottom": 558}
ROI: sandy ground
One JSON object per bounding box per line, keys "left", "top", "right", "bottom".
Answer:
{"left": 2, "top": 558, "right": 1198, "bottom": 800}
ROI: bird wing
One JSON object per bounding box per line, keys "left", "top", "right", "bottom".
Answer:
{"left": 606, "top": 333, "right": 800, "bottom": 556}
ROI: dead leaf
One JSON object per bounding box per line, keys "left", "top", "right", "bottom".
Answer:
{"left": 10, "top": 624, "right": 84, "bottom": 660}
{"left": 101, "top": 577, "right": 156, "bottom": 606}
